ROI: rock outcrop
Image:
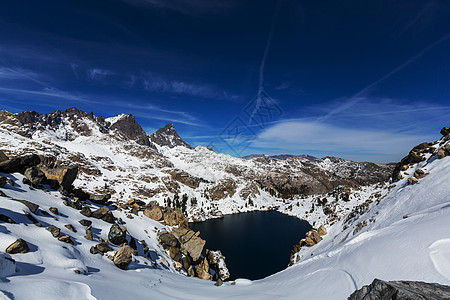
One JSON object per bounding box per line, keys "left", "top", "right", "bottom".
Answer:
{"left": 348, "top": 278, "right": 450, "bottom": 300}
{"left": 6, "top": 239, "right": 30, "bottom": 254}
{"left": 108, "top": 224, "right": 127, "bottom": 245}
{"left": 149, "top": 124, "right": 193, "bottom": 149}
{"left": 113, "top": 245, "right": 135, "bottom": 270}
{"left": 0, "top": 154, "right": 40, "bottom": 173}
{"left": 40, "top": 166, "right": 78, "bottom": 191}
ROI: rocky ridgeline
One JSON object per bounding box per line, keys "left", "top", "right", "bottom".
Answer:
{"left": 0, "top": 150, "right": 228, "bottom": 282}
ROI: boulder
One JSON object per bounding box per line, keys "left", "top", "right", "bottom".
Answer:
{"left": 6, "top": 239, "right": 30, "bottom": 254}
{"left": 169, "top": 246, "right": 181, "bottom": 261}
{"left": 181, "top": 256, "right": 192, "bottom": 271}
{"left": 40, "top": 166, "right": 78, "bottom": 191}
{"left": 164, "top": 208, "right": 189, "bottom": 229}
{"left": 348, "top": 278, "right": 450, "bottom": 300}
{"left": 158, "top": 232, "right": 179, "bottom": 248}
{"left": 438, "top": 148, "right": 448, "bottom": 159}
{"left": 407, "top": 177, "right": 419, "bottom": 185}
{"left": 317, "top": 225, "right": 327, "bottom": 236}
{"left": 0, "top": 150, "right": 8, "bottom": 162}
{"left": 94, "top": 242, "right": 113, "bottom": 254}
{"left": 12, "top": 199, "right": 39, "bottom": 213}
{"left": 441, "top": 127, "right": 450, "bottom": 136}
{"left": 91, "top": 206, "right": 115, "bottom": 223}
{"left": 207, "top": 250, "right": 230, "bottom": 280}
{"left": 64, "top": 224, "right": 77, "bottom": 233}
{"left": 0, "top": 154, "right": 40, "bottom": 173}
{"left": 89, "top": 193, "right": 111, "bottom": 205}
{"left": 79, "top": 219, "right": 92, "bottom": 226}
{"left": 305, "top": 230, "right": 322, "bottom": 246}
{"left": 0, "top": 176, "right": 6, "bottom": 188}
{"left": 24, "top": 166, "right": 46, "bottom": 186}
{"left": 46, "top": 225, "right": 61, "bottom": 238}
{"left": 58, "top": 235, "right": 74, "bottom": 245}
{"left": 108, "top": 224, "right": 127, "bottom": 245}
{"left": 80, "top": 206, "right": 92, "bottom": 217}
{"left": 113, "top": 245, "right": 135, "bottom": 270}
{"left": 0, "top": 214, "right": 15, "bottom": 224}
{"left": 144, "top": 205, "right": 163, "bottom": 221}
{"left": 85, "top": 228, "right": 93, "bottom": 241}
{"left": 49, "top": 207, "right": 59, "bottom": 215}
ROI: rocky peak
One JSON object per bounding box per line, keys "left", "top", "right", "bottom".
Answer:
{"left": 149, "top": 124, "right": 193, "bottom": 149}
{"left": 109, "top": 114, "right": 150, "bottom": 146}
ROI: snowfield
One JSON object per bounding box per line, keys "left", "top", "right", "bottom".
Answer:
{"left": 0, "top": 110, "right": 449, "bottom": 299}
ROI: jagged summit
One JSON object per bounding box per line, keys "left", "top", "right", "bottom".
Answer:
{"left": 149, "top": 123, "right": 193, "bottom": 149}
{"left": 0, "top": 108, "right": 150, "bottom": 146}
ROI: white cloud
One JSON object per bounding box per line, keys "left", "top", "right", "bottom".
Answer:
{"left": 254, "top": 120, "right": 428, "bottom": 163}
{"left": 87, "top": 68, "right": 114, "bottom": 80}
{"left": 143, "top": 74, "right": 238, "bottom": 100}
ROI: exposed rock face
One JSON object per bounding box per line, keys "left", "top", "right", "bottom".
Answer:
{"left": 392, "top": 143, "right": 433, "bottom": 181}
{"left": 6, "top": 239, "right": 30, "bottom": 254}
{"left": 172, "top": 228, "right": 206, "bottom": 261}
{"left": 0, "top": 150, "right": 9, "bottom": 162}
{"left": 24, "top": 166, "right": 46, "bottom": 186}
{"left": 348, "top": 278, "right": 450, "bottom": 300}
{"left": 108, "top": 224, "right": 127, "bottom": 245}
{"left": 113, "top": 245, "right": 135, "bottom": 270}
{"left": 91, "top": 206, "right": 115, "bottom": 223}
{"left": 305, "top": 230, "right": 322, "bottom": 246}
{"left": 164, "top": 208, "right": 189, "bottom": 229}
{"left": 89, "top": 193, "right": 111, "bottom": 204}
{"left": 158, "top": 232, "right": 179, "bottom": 248}
{"left": 40, "top": 166, "right": 78, "bottom": 191}
{"left": 110, "top": 114, "right": 150, "bottom": 146}
{"left": 0, "top": 154, "right": 40, "bottom": 173}
{"left": 149, "top": 124, "right": 193, "bottom": 149}
{"left": 207, "top": 250, "right": 230, "bottom": 280}
{"left": 144, "top": 205, "right": 163, "bottom": 221}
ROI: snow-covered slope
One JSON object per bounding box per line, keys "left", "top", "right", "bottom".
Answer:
{"left": 1, "top": 108, "right": 448, "bottom": 299}
{"left": 0, "top": 129, "right": 449, "bottom": 299}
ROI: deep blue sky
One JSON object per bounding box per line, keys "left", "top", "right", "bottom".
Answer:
{"left": 0, "top": 0, "right": 449, "bottom": 162}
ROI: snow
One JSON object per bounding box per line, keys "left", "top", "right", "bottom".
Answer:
{"left": 0, "top": 113, "right": 449, "bottom": 299}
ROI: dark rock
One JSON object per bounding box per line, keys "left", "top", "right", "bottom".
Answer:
{"left": 6, "top": 178, "right": 14, "bottom": 186}
{"left": 0, "top": 190, "right": 6, "bottom": 197}
{"left": 24, "top": 166, "right": 46, "bottom": 186}
{"left": 49, "top": 207, "right": 59, "bottom": 215}
{"left": 89, "top": 193, "right": 111, "bottom": 205}
{"left": 169, "top": 246, "right": 181, "bottom": 261}
{"left": 214, "top": 279, "right": 223, "bottom": 286}
{"left": 96, "top": 242, "right": 113, "bottom": 253}
{"left": 58, "top": 235, "right": 74, "bottom": 245}
{"left": 79, "top": 219, "right": 92, "bottom": 226}
{"left": 85, "top": 228, "right": 93, "bottom": 241}
{"left": 113, "top": 245, "right": 135, "bottom": 270}
{"left": 6, "top": 238, "right": 30, "bottom": 254}
{"left": 348, "top": 278, "right": 450, "bottom": 300}
{"left": 12, "top": 199, "right": 39, "bottom": 213}
{"left": 23, "top": 210, "right": 42, "bottom": 227}
{"left": 129, "top": 236, "right": 137, "bottom": 251}
{"left": 181, "top": 256, "right": 192, "bottom": 271}
{"left": 46, "top": 225, "right": 61, "bottom": 238}
{"left": 0, "top": 214, "right": 16, "bottom": 224}
{"left": 0, "top": 150, "right": 8, "bottom": 162}
{"left": 64, "top": 199, "right": 82, "bottom": 210}
{"left": 40, "top": 166, "right": 78, "bottom": 191}
{"left": 80, "top": 206, "right": 92, "bottom": 217}
{"left": 108, "top": 224, "right": 127, "bottom": 245}
{"left": 64, "top": 224, "right": 77, "bottom": 233}
{"left": 0, "top": 176, "right": 6, "bottom": 188}
{"left": 90, "top": 245, "right": 101, "bottom": 255}
{"left": 158, "top": 232, "right": 179, "bottom": 248}
{"left": 91, "top": 206, "right": 115, "bottom": 223}
{"left": 0, "top": 154, "right": 40, "bottom": 173}
{"left": 149, "top": 123, "right": 193, "bottom": 149}
{"left": 110, "top": 114, "right": 151, "bottom": 146}
{"left": 441, "top": 127, "right": 450, "bottom": 136}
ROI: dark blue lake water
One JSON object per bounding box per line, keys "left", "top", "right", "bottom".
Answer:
{"left": 190, "top": 210, "right": 312, "bottom": 280}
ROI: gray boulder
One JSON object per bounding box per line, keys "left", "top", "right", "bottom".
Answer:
{"left": 349, "top": 278, "right": 450, "bottom": 300}
{"left": 24, "top": 166, "right": 46, "bottom": 186}
{"left": 108, "top": 224, "right": 127, "bottom": 245}
{"left": 0, "top": 154, "right": 40, "bottom": 173}
{"left": 113, "top": 245, "right": 135, "bottom": 270}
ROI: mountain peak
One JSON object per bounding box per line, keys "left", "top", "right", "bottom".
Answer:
{"left": 149, "top": 123, "right": 193, "bottom": 149}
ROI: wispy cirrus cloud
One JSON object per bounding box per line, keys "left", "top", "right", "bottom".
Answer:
{"left": 87, "top": 68, "right": 115, "bottom": 80}
{"left": 142, "top": 73, "right": 238, "bottom": 101}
